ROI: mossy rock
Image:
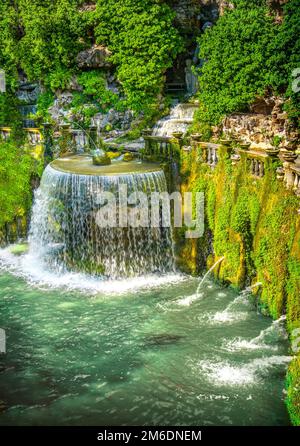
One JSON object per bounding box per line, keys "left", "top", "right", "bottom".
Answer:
{"left": 106, "top": 151, "right": 121, "bottom": 160}
{"left": 123, "top": 152, "right": 134, "bottom": 162}
{"left": 92, "top": 153, "right": 111, "bottom": 166}
{"left": 9, "top": 243, "right": 29, "bottom": 256}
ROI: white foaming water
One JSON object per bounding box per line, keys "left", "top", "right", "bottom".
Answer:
{"left": 196, "top": 355, "right": 292, "bottom": 386}
{"left": 251, "top": 315, "right": 288, "bottom": 344}
{"left": 28, "top": 164, "right": 176, "bottom": 280}
{"left": 152, "top": 103, "right": 197, "bottom": 137}
{"left": 211, "top": 293, "right": 251, "bottom": 324}
{"left": 176, "top": 257, "right": 225, "bottom": 307}
{"left": 223, "top": 337, "right": 278, "bottom": 352}
{"left": 177, "top": 293, "right": 201, "bottom": 306}
{"left": 0, "top": 247, "right": 184, "bottom": 295}
{"left": 223, "top": 315, "right": 288, "bottom": 352}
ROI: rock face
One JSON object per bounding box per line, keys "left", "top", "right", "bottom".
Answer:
{"left": 168, "top": 0, "right": 232, "bottom": 30}
{"left": 92, "top": 109, "right": 134, "bottom": 132}
{"left": 76, "top": 45, "right": 112, "bottom": 69}
{"left": 250, "top": 97, "right": 276, "bottom": 115}
{"left": 48, "top": 92, "right": 73, "bottom": 122}
{"left": 222, "top": 97, "right": 298, "bottom": 149}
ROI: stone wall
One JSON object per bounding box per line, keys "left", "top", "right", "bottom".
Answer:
{"left": 221, "top": 97, "right": 298, "bottom": 152}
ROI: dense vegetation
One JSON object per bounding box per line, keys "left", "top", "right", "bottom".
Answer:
{"left": 195, "top": 0, "right": 300, "bottom": 126}
{"left": 0, "top": 140, "right": 41, "bottom": 234}
{"left": 0, "top": 0, "right": 182, "bottom": 126}
{"left": 177, "top": 144, "right": 300, "bottom": 425}
{"left": 94, "top": 0, "right": 183, "bottom": 112}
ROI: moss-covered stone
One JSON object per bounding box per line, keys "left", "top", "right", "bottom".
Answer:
{"left": 9, "top": 243, "right": 29, "bottom": 256}
{"left": 123, "top": 152, "right": 134, "bottom": 162}
{"left": 92, "top": 152, "right": 111, "bottom": 166}
{"left": 177, "top": 145, "right": 300, "bottom": 425}
{"left": 106, "top": 151, "right": 121, "bottom": 160}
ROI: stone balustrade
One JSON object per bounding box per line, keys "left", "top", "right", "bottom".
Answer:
{"left": 238, "top": 148, "right": 270, "bottom": 178}
{"left": 0, "top": 126, "right": 42, "bottom": 145}
{"left": 197, "top": 142, "right": 221, "bottom": 168}
{"left": 188, "top": 135, "right": 300, "bottom": 196}
{"left": 143, "top": 135, "right": 178, "bottom": 161}
{"left": 283, "top": 163, "right": 300, "bottom": 196}
{"left": 24, "top": 128, "right": 42, "bottom": 145}
{"left": 0, "top": 127, "right": 11, "bottom": 141}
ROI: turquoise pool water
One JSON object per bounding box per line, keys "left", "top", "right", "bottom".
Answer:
{"left": 0, "top": 268, "right": 290, "bottom": 426}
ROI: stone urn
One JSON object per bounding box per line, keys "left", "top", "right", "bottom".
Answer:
{"left": 239, "top": 142, "right": 251, "bottom": 151}
{"left": 141, "top": 129, "right": 152, "bottom": 137}
{"left": 265, "top": 147, "right": 280, "bottom": 157}
{"left": 281, "top": 149, "right": 298, "bottom": 163}
{"left": 191, "top": 133, "right": 203, "bottom": 142}
{"left": 220, "top": 138, "right": 232, "bottom": 147}
{"left": 172, "top": 132, "right": 183, "bottom": 139}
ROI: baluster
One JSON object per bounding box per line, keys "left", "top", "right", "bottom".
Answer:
{"left": 260, "top": 161, "right": 265, "bottom": 177}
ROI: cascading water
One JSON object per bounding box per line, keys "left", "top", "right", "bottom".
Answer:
{"left": 29, "top": 163, "right": 175, "bottom": 279}
{"left": 153, "top": 103, "right": 197, "bottom": 137}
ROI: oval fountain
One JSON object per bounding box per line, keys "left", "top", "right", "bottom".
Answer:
{"left": 28, "top": 155, "right": 175, "bottom": 279}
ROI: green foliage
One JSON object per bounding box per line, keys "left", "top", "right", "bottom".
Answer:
{"left": 76, "top": 70, "right": 122, "bottom": 112}
{"left": 286, "top": 356, "right": 300, "bottom": 426}
{"left": 271, "top": 135, "right": 283, "bottom": 147}
{"left": 94, "top": 0, "right": 183, "bottom": 112}
{"left": 16, "top": 0, "right": 88, "bottom": 88}
{"left": 0, "top": 1, "right": 19, "bottom": 89}
{"left": 34, "top": 91, "right": 55, "bottom": 124}
{"left": 0, "top": 93, "right": 23, "bottom": 134}
{"left": 275, "top": 0, "right": 300, "bottom": 127}
{"left": 0, "top": 1, "right": 182, "bottom": 126}
{"left": 0, "top": 141, "right": 39, "bottom": 228}
{"left": 196, "top": 0, "right": 300, "bottom": 125}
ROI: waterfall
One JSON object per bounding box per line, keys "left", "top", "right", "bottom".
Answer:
{"left": 29, "top": 165, "right": 175, "bottom": 279}
{"left": 153, "top": 103, "right": 197, "bottom": 137}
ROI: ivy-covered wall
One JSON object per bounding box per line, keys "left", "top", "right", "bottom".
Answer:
{"left": 176, "top": 145, "right": 300, "bottom": 424}
{"left": 0, "top": 138, "right": 43, "bottom": 245}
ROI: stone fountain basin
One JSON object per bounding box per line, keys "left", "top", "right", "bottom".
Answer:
{"left": 50, "top": 155, "right": 161, "bottom": 176}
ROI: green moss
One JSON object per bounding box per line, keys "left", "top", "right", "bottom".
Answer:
{"left": 9, "top": 243, "right": 29, "bottom": 256}
{"left": 123, "top": 152, "right": 134, "bottom": 162}
{"left": 106, "top": 151, "right": 121, "bottom": 160}
{"left": 178, "top": 145, "right": 300, "bottom": 424}
{"left": 0, "top": 140, "right": 41, "bottom": 231}
{"left": 92, "top": 152, "right": 111, "bottom": 166}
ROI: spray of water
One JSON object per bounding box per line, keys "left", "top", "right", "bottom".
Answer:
{"left": 176, "top": 257, "right": 225, "bottom": 306}
{"left": 196, "top": 355, "right": 292, "bottom": 386}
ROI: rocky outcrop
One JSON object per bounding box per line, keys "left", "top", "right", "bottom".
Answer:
{"left": 92, "top": 109, "right": 134, "bottom": 132}
{"left": 76, "top": 45, "right": 112, "bottom": 69}
{"left": 222, "top": 97, "right": 298, "bottom": 149}
{"left": 78, "top": 2, "right": 96, "bottom": 12}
